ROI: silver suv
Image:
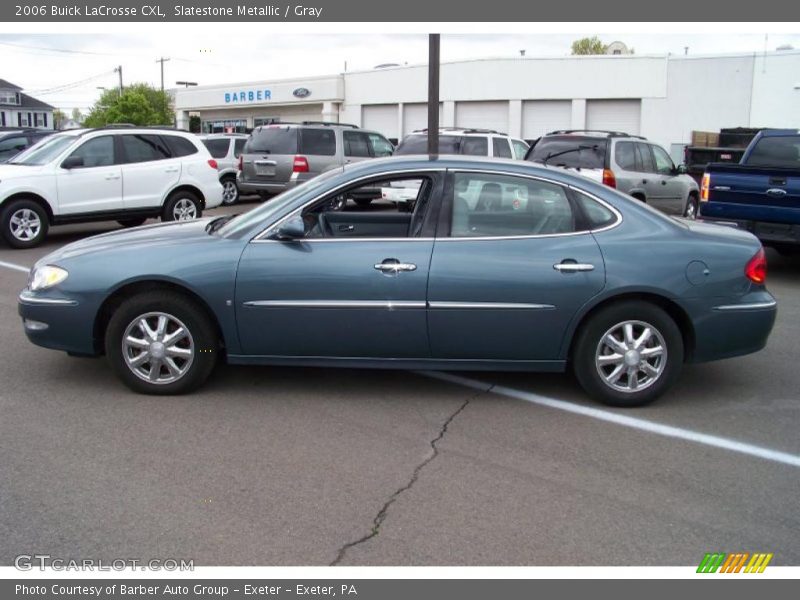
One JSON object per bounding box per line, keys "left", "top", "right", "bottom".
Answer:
{"left": 237, "top": 122, "right": 394, "bottom": 200}
{"left": 198, "top": 133, "right": 248, "bottom": 204}
{"left": 395, "top": 128, "right": 530, "bottom": 159}
{"left": 527, "top": 130, "right": 700, "bottom": 218}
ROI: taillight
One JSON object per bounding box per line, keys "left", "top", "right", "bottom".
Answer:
{"left": 745, "top": 247, "right": 767, "bottom": 284}
{"left": 207, "top": 159, "right": 218, "bottom": 169}
{"left": 237, "top": 155, "right": 243, "bottom": 171}
{"left": 293, "top": 155, "right": 309, "bottom": 173}
{"left": 701, "top": 173, "right": 710, "bottom": 201}
{"left": 602, "top": 168, "right": 616, "bottom": 188}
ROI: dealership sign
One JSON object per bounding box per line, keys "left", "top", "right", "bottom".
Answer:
{"left": 224, "top": 89, "right": 272, "bottom": 103}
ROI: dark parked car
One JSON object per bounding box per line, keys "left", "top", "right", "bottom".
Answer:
{"left": 19, "top": 155, "right": 775, "bottom": 407}
{"left": 0, "top": 128, "right": 54, "bottom": 163}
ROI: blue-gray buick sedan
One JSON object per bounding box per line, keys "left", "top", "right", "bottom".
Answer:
{"left": 18, "top": 155, "right": 776, "bottom": 407}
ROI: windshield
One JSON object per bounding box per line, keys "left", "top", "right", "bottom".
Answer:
{"left": 528, "top": 136, "right": 607, "bottom": 169}
{"left": 9, "top": 134, "right": 78, "bottom": 166}
{"left": 217, "top": 167, "right": 345, "bottom": 238}
{"left": 395, "top": 135, "right": 462, "bottom": 155}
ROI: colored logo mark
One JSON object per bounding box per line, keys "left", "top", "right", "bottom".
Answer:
{"left": 697, "top": 552, "right": 773, "bottom": 573}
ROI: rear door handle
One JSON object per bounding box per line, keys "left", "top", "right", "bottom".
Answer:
{"left": 766, "top": 188, "right": 787, "bottom": 197}
{"left": 374, "top": 261, "right": 417, "bottom": 273}
{"left": 165, "top": 167, "right": 179, "bottom": 173}
{"left": 554, "top": 262, "right": 595, "bottom": 273}
{"left": 104, "top": 173, "right": 120, "bottom": 180}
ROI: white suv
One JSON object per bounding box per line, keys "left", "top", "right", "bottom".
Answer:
{"left": 0, "top": 127, "right": 224, "bottom": 248}
{"left": 394, "top": 128, "right": 529, "bottom": 159}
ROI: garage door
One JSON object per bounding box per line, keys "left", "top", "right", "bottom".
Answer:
{"left": 522, "top": 100, "right": 572, "bottom": 139}
{"left": 403, "top": 103, "right": 443, "bottom": 136}
{"left": 455, "top": 101, "right": 509, "bottom": 134}
{"left": 361, "top": 104, "right": 398, "bottom": 140}
{"left": 585, "top": 100, "right": 641, "bottom": 135}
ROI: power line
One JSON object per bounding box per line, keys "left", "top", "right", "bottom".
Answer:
{"left": 28, "top": 70, "right": 116, "bottom": 95}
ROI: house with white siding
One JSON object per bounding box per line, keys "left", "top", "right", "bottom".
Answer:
{"left": 0, "top": 79, "right": 55, "bottom": 129}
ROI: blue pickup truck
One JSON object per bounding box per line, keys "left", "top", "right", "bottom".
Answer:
{"left": 698, "top": 129, "right": 800, "bottom": 253}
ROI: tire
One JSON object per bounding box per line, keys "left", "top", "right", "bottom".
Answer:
{"left": 162, "top": 191, "right": 202, "bottom": 222}
{"left": 572, "top": 301, "right": 684, "bottom": 407}
{"left": 117, "top": 218, "right": 147, "bottom": 228}
{"left": 258, "top": 192, "right": 272, "bottom": 202}
{"left": 1, "top": 198, "right": 49, "bottom": 249}
{"left": 354, "top": 198, "right": 372, "bottom": 208}
{"left": 105, "top": 291, "right": 218, "bottom": 395}
{"left": 684, "top": 195, "right": 698, "bottom": 220}
{"left": 220, "top": 177, "right": 239, "bottom": 205}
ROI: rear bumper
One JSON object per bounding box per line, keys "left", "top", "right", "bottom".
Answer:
{"left": 698, "top": 216, "right": 800, "bottom": 246}
{"left": 685, "top": 291, "right": 777, "bottom": 363}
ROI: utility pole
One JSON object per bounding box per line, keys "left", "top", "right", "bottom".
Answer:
{"left": 427, "top": 34, "right": 440, "bottom": 155}
{"left": 156, "top": 57, "right": 171, "bottom": 92}
{"left": 114, "top": 66, "right": 123, "bottom": 95}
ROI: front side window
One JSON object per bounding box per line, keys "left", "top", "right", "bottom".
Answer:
{"left": 66, "top": 136, "right": 115, "bottom": 168}
{"left": 343, "top": 131, "right": 371, "bottom": 157}
{"left": 651, "top": 145, "right": 675, "bottom": 175}
{"left": 203, "top": 138, "right": 230, "bottom": 159}
{"left": 492, "top": 137, "right": 513, "bottom": 159}
{"left": 450, "top": 172, "right": 575, "bottom": 237}
{"left": 511, "top": 139, "right": 529, "bottom": 160}
{"left": 121, "top": 134, "right": 171, "bottom": 163}
{"left": 368, "top": 133, "right": 394, "bottom": 157}
{"left": 461, "top": 136, "right": 488, "bottom": 156}
{"left": 299, "top": 128, "right": 336, "bottom": 156}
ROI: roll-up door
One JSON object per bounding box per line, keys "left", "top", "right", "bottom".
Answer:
{"left": 455, "top": 101, "right": 509, "bottom": 133}
{"left": 585, "top": 99, "right": 641, "bottom": 135}
{"left": 403, "top": 103, "right": 443, "bottom": 136}
{"left": 522, "top": 100, "right": 572, "bottom": 139}
{"left": 361, "top": 104, "right": 399, "bottom": 139}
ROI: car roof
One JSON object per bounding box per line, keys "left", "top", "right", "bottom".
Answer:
{"left": 198, "top": 133, "right": 248, "bottom": 138}
{"left": 542, "top": 130, "right": 646, "bottom": 141}
{"left": 408, "top": 128, "right": 511, "bottom": 137}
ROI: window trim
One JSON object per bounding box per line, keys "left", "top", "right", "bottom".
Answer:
{"left": 437, "top": 168, "right": 622, "bottom": 242}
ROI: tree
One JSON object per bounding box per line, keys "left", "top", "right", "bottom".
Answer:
{"left": 53, "top": 109, "right": 67, "bottom": 129}
{"left": 70, "top": 107, "right": 83, "bottom": 122}
{"left": 571, "top": 36, "right": 607, "bottom": 55}
{"left": 83, "top": 83, "right": 173, "bottom": 128}
{"left": 189, "top": 115, "right": 201, "bottom": 133}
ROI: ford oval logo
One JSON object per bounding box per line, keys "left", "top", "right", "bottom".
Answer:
{"left": 293, "top": 87, "right": 311, "bottom": 99}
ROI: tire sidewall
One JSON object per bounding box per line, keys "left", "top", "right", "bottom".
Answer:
{"left": 105, "top": 292, "right": 217, "bottom": 395}
{"left": 684, "top": 195, "right": 698, "bottom": 219}
{"left": 162, "top": 191, "right": 202, "bottom": 222}
{"left": 221, "top": 177, "right": 239, "bottom": 205}
{"left": 1, "top": 199, "right": 49, "bottom": 249}
{"left": 573, "top": 301, "right": 684, "bottom": 407}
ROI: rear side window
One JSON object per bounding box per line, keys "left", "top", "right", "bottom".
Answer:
{"left": 300, "top": 128, "right": 336, "bottom": 156}
{"left": 203, "top": 138, "right": 230, "bottom": 159}
{"left": 492, "top": 137, "right": 513, "bottom": 159}
{"left": 574, "top": 192, "right": 617, "bottom": 230}
{"left": 528, "top": 136, "right": 607, "bottom": 169}
{"left": 462, "top": 137, "right": 488, "bottom": 156}
{"left": 615, "top": 141, "right": 637, "bottom": 170}
{"left": 121, "top": 134, "right": 171, "bottom": 163}
{"left": 164, "top": 135, "right": 198, "bottom": 157}
{"left": 395, "top": 134, "right": 461, "bottom": 155}
{"left": 233, "top": 139, "right": 246, "bottom": 157}
{"left": 343, "top": 131, "right": 371, "bottom": 157}
{"left": 247, "top": 127, "right": 298, "bottom": 154}
{"left": 747, "top": 136, "right": 800, "bottom": 168}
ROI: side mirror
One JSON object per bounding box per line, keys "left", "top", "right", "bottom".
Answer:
{"left": 273, "top": 215, "right": 305, "bottom": 240}
{"left": 675, "top": 164, "right": 688, "bottom": 175}
{"left": 61, "top": 156, "right": 84, "bottom": 169}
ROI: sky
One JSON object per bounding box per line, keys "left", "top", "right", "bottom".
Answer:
{"left": 1, "top": 32, "right": 798, "bottom": 114}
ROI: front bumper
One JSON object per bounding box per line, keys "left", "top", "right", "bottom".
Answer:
{"left": 18, "top": 290, "right": 98, "bottom": 356}
{"left": 686, "top": 290, "right": 777, "bottom": 363}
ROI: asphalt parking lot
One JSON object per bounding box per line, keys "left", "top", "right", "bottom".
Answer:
{"left": 1, "top": 200, "right": 799, "bottom": 566}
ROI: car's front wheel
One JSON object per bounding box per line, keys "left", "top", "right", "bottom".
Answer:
{"left": 1, "top": 199, "right": 49, "bottom": 249}
{"left": 105, "top": 291, "right": 218, "bottom": 395}
{"left": 572, "top": 301, "right": 683, "bottom": 407}
{"left": 684, "top": 195, "right": 699, "bottom": 220}
{"left": 221, "top": 176, "right": 239, "bottom": 205}
{"left": 162, "top": 191, "right": 202, "bottom": 222}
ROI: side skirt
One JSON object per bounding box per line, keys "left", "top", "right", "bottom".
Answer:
{"left": 225, "top": 355, "right": 567, "bottom": 372}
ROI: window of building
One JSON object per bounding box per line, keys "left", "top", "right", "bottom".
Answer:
{"left": 0, "top": 92, "right": 18, "bottom": 105}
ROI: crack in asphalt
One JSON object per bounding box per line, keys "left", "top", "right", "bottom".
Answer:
{"left": 330, "top": 387, "right": 491, "bottom": 566}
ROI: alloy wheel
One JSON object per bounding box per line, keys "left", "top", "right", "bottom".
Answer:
{"left": 172, "top": 198, "right": 198, "bottom": 220}
{"left": 9, "top": 208, "right": 42, "bottom": 241}
{"left": 222, "top": 180, "right": 238, "bottom": 204}
{"left": 595, "top": 320, "right": 667, "bottom": 393}
{"left": 122, "top": 312, "right": 195, "bottom": 385}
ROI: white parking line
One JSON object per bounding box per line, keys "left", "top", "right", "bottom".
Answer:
{"left": 419, "top": 371, "right": 800, "bottom": 469}
{"left": 0, "top": 260, "right": 31, "bottom": 274}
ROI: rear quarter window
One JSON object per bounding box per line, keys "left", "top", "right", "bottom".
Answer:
{"left": 574, "top": 191, "right": 618, "bottom": 230}
{"left": 203, "top": 138, "right": 230, "bottom": 159}
{"left": 164, "top": 135, "right": 199, "bottom": 157}
{"left": 528, "top": 136, "right": 607, "bottom": 169}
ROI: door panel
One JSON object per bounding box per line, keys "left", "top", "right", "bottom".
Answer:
{"left": 119, "top": 134, "right": 181, "bottom": 210}
{"left": 56, "top": 135, "right": 122, "bottom": 214}
{"left": 235, "top": 240, "right": 434, "bottom": 358}
{"left": 649, "top": 145, "right": 684, "bottom": 214}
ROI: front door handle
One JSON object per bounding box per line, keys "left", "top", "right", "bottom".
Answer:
{"left": 766, "top": 188, "right": 787, "bottom": 197}
{"left": 554, "top": 262, "right": 595, "bottom": 273}
{"left": 374, "top": 260, "right": 417, "bottom": 273}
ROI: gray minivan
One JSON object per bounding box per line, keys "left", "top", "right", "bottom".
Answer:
{"left": 237, "top": 122, "right": 394, "bottom": 200}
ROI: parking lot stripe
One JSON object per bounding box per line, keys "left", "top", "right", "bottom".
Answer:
{"left": 0, "top": 260, "right": 31, "bottom": 274}
{"left": 419, "top": 371, "right": 800, "bottom": 469}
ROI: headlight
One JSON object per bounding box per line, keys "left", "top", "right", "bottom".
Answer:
{"left": 29, "top": 265, "right": 69, "bottom": 291}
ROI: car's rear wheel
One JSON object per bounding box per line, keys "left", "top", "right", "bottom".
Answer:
{"left": 221, "top": 177, "right": 239, "bottom": 205}
{"left": 1, "top": 199, "right": 49, "bottom": 249}
{"left": 105, "top": 291, "right": 218, "bottom": 395}
{"left": 162, "top": 191, "right": 202, "bottom": 222}
{"left": 117, "top": 218, "right": 147, "bottom": 228}
{"left": 573, "top": 301, "right": 683, "bottom": 407}
{"left": 684, "top": 195, "right": 698, "bottom": 220}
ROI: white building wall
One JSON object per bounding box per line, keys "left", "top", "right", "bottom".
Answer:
{"left": 750, "top": 51, "right": 800, "bottom": 128}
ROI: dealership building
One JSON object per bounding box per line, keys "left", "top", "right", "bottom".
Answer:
{"left": 174, "top": 49, "right": 800, "bottom": 156}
